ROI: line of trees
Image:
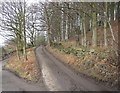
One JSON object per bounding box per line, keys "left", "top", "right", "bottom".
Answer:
{"left": 0, "top": 1, "right": 119, "bottom": 60}
{"left": 1, "top": 1, "right": 28, "bottom": 60}
{"left": 0, "top": 1, "right": 42, "bottom": 60}
{"left": 40, "top": 2, "right": 119, "bottom": 47}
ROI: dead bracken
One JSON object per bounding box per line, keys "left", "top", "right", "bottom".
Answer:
{"left": 5, "top": 48, "right": 40, "bottom": 82}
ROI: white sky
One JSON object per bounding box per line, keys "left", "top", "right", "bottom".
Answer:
{"left": 0, "top": 0, "right": 42, "bottom": 46}
{"left": 0, "top": 36, "right": 5, "bottom": 46}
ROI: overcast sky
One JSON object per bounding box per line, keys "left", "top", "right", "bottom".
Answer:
{"left": 0, "top": 0, "right": 41, "bottom": 46}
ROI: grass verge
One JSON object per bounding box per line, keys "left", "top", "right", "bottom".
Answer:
{"left": 5, "top": 48, "right": 40, "bottom": 82}
{"left": 46, "top": 44, "right": 118, "bottom": 88}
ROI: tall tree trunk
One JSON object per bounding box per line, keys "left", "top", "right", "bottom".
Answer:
{"left": 31, "top": 13, "right": 35, "bottom": 47}
{"left": 118, "top": 2, "right": 120, "bottom": 21}
{"left": 81, "top": 16, "right": 84, "bottom": 46}
{"left": 47, "top": 27, "right": 52, "bottom": 46}
{"left": 23, "top": 0, "right": 27, "bottom": 60}
{"left": 83, "top": 13, "right": 87, "bottom": 47}
{"left": 44, "top": 5, "right": 52, "bottom": 46}
{"left": 61, "top": 4, "right": 65, "bottom": 41}
{"left": 65, "top": 15, "right": 68, "bottom": 40}
{"left": 92, "top": 4, "right": 97, "bottom": 47}
{"left": 104, "top": 2, "right": 108, "bottom": 47}
{"left": 110, "top": 2, "right": 115, "bottom": 21}
{"left": 16, "top": 36, "right": 20, "bottom": 60}
{"left": 104, "top": 20, "right": 107, "bottom": 47}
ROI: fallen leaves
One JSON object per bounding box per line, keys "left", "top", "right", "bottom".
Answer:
{"left": 5, "top": 48, "right": 40, "bottom": 81}
{"left": 47, "top": 45, "right": 118, "bottom": 87}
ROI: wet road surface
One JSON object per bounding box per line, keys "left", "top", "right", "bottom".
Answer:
{"left": 2, "top": 58, "right": 46, "bottom": 91}
{"left": 2, "top": 70, "right": 46, "bottom": 91}
{"left": 2, "top": 46, "right": 116, "bottom": 91}
{"left": 36, "top": 46, "right": 114, "bottom": 91}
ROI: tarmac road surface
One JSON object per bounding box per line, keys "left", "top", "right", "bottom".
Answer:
{"left": 2, "top": 46, "right": 117, "bottom": 92}
{"left": 36, "top": 46, "right": 116, "bottom": 91}
{"left": 2, "top": 58, "right": 46, "bottom": 91}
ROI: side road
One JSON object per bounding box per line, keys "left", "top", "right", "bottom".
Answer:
{"left": 2, "top": 70, "right": 46, "bottom": 91}
{"left": 2, "top": 56, "right": 47, "bottom": 91}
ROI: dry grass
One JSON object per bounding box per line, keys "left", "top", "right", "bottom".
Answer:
{"left": 47, "top": 45, "right": 118, "bottom": 87}
{"left": 5, "top": 48, "right": 40, "bottom": 81}
{"left": 47, "top": 46, "right": 77, "bottom": 65}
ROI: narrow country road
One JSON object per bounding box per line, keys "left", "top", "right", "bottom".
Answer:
{"left": 36, "top": 46, "right": 115, "bottom": 91}
{"left": 2, "top": 46, "right": 116, "bottom": 91}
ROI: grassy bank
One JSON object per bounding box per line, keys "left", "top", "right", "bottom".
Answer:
{"left": 46, "top": 42, "right": 118, "bottom": 88}
{"left": 5, "top": 48, "right": 40, "bottom": 82}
